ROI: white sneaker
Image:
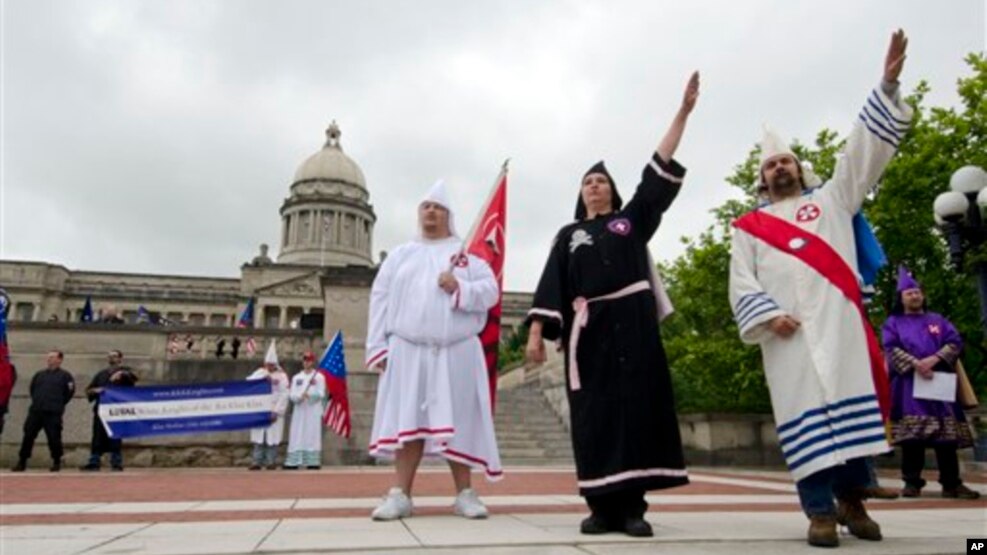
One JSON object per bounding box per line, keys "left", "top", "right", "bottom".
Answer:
{"left": 371, "top": 487, "right": 413, "bottom": 521}
{"left": 453, "top": 488, "right": 488, "bottom": 519}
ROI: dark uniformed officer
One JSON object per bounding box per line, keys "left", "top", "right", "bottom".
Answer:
{"left": 11, "top": 350, "right": 75, "bottom": 472}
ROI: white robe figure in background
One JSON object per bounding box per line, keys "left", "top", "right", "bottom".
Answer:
{"left": 283, "top": 351, "right": 327, "bottom": 470}
{"left": 246, "top": 341, "right": 289, "bottom": 470}
{"left": 729, "top": 30, "right": 912, "bottom": 548}
{"left": 366, "top": 180, "right": 502, "bottom": 521}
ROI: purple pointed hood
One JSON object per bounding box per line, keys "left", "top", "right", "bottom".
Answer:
{"left": 896, "top": 265, "right": 921, "bottom": 293}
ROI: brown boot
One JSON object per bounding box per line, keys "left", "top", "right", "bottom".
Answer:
{"left": 807, "top": 515, "right": 839, "bottom": 548}
{"left": 862, "top": 485, "right": 900, "bottom": 500}
{"left": 836, "top": 497, "right": 882, "bottom": 541}
{"left": 941, "top": 484, "right": 981, "bottom": 500}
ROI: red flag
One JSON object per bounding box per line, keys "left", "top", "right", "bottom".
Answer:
{"left": 0, "top": 290, "right": 14, "bottom": 408}
{"left": 462, "top": 162, "right": 508, "bottom": 412}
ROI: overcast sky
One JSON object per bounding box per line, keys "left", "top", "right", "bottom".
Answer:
{"left": 1, "top": 0, "right": 985, "bottom": 292}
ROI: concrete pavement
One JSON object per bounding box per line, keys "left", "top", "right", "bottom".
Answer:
{"left": 1, "top": 466, "right": 984, "bottom": 554}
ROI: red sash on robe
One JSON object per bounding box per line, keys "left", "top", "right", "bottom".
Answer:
{"left": 733, "top": 210, "right": 891, "bottom": 421}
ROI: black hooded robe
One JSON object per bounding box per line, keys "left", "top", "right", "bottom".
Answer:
{"left": 527, "top": 153, "right": 689, "bottom": 499}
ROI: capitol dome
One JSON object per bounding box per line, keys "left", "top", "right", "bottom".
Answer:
{"left": 277, "top": 121, "right": 376, "bottom": 267}
{"left": 293, "top": 121, "right": 367, "bottom": 188}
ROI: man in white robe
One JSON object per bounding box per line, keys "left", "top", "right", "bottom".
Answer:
{"left": 246, "top": 341, "right": 289, "bottom": 470}
{"left": 367, "top": 180, "right": 502, "bottom": 521}
{"left": 729, "top": 30, "right": 912, "bottom": 548}
{"left": 284, "top": 351, "right": 327, "bottom": 469}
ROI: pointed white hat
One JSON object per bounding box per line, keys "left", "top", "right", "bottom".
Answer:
{"left": 263, "top": 340, "right": 279, "bottom": 366}
{"left": 758, "top": 125, "right": 822, "bottom": 188}
{"left": 419, "top": 179, "right": 457, "bottom": 237}
{"left": 759, "top": 125, "right": 797, "bottom": 169}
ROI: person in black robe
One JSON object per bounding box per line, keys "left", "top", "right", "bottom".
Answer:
{"left": 525, "top": 72, "right": 699, "bottom": 537}
{"left": 80, "top": 350, "right": 138, "bottom": 471}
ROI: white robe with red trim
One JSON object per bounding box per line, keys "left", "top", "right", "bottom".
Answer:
{"left": 366, "top": 236, "right": 503, "bottom": 480}
{"left": 729, "top": 84, "right": 912, "bottom": 481}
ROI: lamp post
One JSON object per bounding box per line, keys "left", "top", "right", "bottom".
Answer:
{"left": 933, "top": 165, "right": 987, "bottom": 339}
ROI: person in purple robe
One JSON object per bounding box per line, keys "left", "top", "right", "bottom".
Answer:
{"left": 881, "top": 266, "right": 979, "bottom": 499}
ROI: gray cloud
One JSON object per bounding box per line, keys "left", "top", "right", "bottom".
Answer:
{"left": 2, "top": 0, "right": 984, "bottom": 291}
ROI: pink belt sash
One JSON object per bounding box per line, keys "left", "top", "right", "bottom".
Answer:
{"left": 568, "top": 280, "right": 651, "bottom": 391}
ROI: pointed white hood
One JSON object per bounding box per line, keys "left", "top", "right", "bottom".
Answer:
{"left": 419, "top": 179, "right": 458, "bottom": 238}
{"left": 758, "top": 125, "right": 822, "bottom": 188}
{"left": 263, "top": 340, "right": 279, "bottom": 367}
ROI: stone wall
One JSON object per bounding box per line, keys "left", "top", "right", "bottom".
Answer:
{"left": 0, "top": 322, "right": 382, "bottom": 468}
{"left": 510, "top": 355, "right": 786, "bottom": 467}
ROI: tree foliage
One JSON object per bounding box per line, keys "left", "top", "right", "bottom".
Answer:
{"left": 661, "top": 54, "right": 987, "bottom": 413}
{"left": 498, "top": 325, "right": 529, "bottom": 372}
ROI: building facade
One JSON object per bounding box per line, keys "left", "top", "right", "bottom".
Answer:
{"left": 0, "top": 121, "right": 531, "bottom": 349}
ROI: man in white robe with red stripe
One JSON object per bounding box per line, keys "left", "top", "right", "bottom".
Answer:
{"left": 729, "top": 30, "right": 911, "bottom": 548}
{"left": 366, "top": 181, "right": 502, "bottom": 521}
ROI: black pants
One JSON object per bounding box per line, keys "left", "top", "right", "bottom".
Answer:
{"left": 18, "top": 409, "right": 64, "bottom": 462}
{"left": 586, "top": 488, "right": 648, "bottom": 525}
{"left": 89, "top": 413, "right": 122, "bottom": 458}
{"left": 901, "top": 442, "right": 961, "bottom": 490}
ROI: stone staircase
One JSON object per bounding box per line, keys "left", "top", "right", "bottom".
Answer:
{"left": 494, "top": 382, "right": 574, "bottom": 466}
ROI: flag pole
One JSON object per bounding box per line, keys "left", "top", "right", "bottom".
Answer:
{"left": 463, "top": 159, "right": 510, "bottom": 247}
{"left": 459, "top": 158, "right": 510, "bottom": 257}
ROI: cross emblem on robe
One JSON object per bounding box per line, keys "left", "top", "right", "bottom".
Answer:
{"left": 795, "top": 203, "right": 822, "bottom": 223}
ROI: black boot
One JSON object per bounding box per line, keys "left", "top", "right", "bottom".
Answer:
{"left": 580, "top": 513, "right": 609, "bottom": 534}
{"left": 622, "top": 516, "right": 654, "bottom": 537}
{"left": 50, "top": 459, "right": 61, "bottom": 472}
{"left": 11, "top": 459, "right": 26, "bottom": 472}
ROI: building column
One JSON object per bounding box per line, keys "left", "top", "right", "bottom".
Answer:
{"left": 290, "top": 212, "right": 299, "bottom": 246}
{"left": 278, "top": 306, "right": 287, "bottom": 329}
{"left": 335, "top": 210, "right": 343, "bottom": 246}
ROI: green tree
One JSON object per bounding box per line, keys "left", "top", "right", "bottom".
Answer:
{"left": 661, "top": 54, "right": 987, "bottom": 412}
{"left": 498, "top": 325, "right": 529, "bottom": 372}
{"left": 868, "top": 53, "right": 987, "bottom": 394}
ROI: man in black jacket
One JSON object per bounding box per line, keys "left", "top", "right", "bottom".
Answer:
{"left": 80, "top": 350, "right": 138, "bottom": 471}
{"left": 11, "top": 350, "right": 75, "bottom": 472}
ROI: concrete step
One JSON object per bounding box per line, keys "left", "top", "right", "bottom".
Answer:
{"left": 497, "top": 447, "right": 547, "bottom": 459}
{"left": 494, "top": 431, "right": 540, "bottom": 441}
{"left": 501, "top": 457, "right": 574, "bottom": 466}
{"left": 496, "top": 439, "right": 542, "bottom": 449}
{"left": 495, "top": 424, "right": 568, "bottom": 434}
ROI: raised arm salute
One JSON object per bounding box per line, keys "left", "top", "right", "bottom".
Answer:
{"left": 728, "top": 30, "right": 913, "bottom": 549}
{"left": 657, "top": 71, "right": 699, "bottom": 163}
{"left": 524, "top": 73, "right": 699, "bottom": 538}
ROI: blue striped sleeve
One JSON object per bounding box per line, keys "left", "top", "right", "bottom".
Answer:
{"left": 733, "top": 292, "right": 782, "bottom": 332}
{"left": 857, "top": 113, "right": 899, "bottom": 148}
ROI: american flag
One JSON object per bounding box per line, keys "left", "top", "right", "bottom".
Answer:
{"left": 236, "top": 299, "right": 255, "bottom": 328}
{"left": 319, "top": 331, "right": 351, "bottom": 438}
